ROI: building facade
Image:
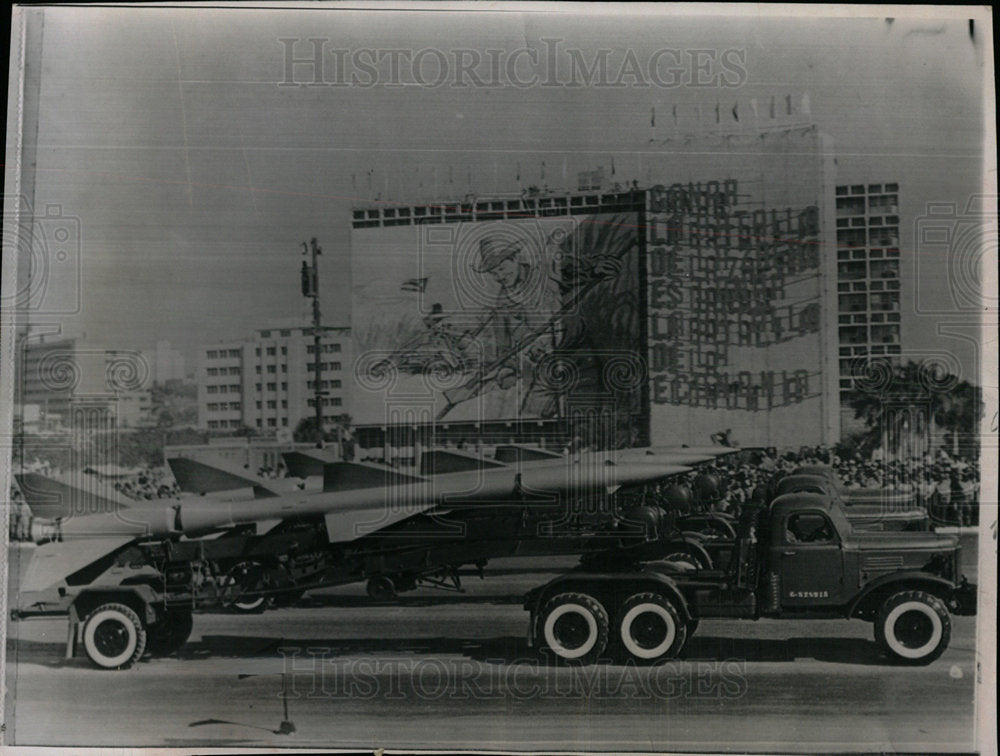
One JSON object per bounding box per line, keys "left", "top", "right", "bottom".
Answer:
{"left": 348, "top": 125, "right": 841, "bottom": 456}
{"left": 15, "top": 336, "right": 155, "bottom": 429}
{"left": 197, "top": 323, "right": 351, "bottom": 434}
{"left": 834, "top": 182, "right": 902, "bottom": 427}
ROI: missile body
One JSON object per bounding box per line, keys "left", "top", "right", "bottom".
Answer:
{"left": 34, "top": 459, "right": 692, "bottom": 544}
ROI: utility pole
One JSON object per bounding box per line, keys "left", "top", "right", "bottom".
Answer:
{"left": 301, "top": 238, "right": 324, "bottom": 448}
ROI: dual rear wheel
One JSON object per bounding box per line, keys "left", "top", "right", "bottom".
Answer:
{"left": 538, "top": 591, "right": 690, "bottom": 664}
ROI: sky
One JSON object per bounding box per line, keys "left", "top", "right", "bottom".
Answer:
{"left": 8, "top": 4, "right": 993, "bottom": 382}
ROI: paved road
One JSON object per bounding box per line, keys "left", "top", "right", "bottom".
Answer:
{"left": 3, "top": 537, "right": 981, "bottom": 751}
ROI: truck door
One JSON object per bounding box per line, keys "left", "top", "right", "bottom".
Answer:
{"left": 778, "top": 511, "right": 845, "bottom": 607}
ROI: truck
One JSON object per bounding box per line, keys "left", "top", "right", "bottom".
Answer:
{"left": 525, "top": 492, "right": 976, "bottom": 666}
{"left": 12, "top": 487, "right": 975, "bottom": 669}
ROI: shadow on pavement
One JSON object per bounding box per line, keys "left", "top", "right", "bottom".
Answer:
{"left": 7, "top": 630, "right": 910, "bottom": 669}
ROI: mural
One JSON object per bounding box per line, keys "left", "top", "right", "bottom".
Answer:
{"left": 351, "top": 212, "right": 643, "bottom": 435}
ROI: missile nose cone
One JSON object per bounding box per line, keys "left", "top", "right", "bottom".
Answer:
{"left": 29, "top": 517, "right": 61, "bottom": 545}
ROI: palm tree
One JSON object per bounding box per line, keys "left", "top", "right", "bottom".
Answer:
{"left": 931, "top": 380, "right": 984, "bottom": 457}
{"left": 847, "top": 360, "right": 980, "bottom": 457}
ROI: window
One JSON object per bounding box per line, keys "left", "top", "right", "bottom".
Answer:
{"left": 229, "top": 367, "right": 241, "bottom": 376}
{"left": 330, "top": 379, "right": 341, "bottom": 389}
{"left": 261, "top": 331, "right": 270, "bottom": 337}
{"left": 267, "top": 418, "right": 276, "bottom": 427}
{"left": 267, "top": 347, "right": 276, "bottom": 356}
{"left": 207, "top": 368, "right": 218, "bottom": 376}
{"left": 839, "top": 326, "right": 867, "bottom": 345}
{"left": 230, "top": 385, "right": 240, "bottom": 392}
{"left": 871, "top": 325, "right": 900, "bottom": 344}
{"left": 231, "top": 402, "right": 241, "bottom": 411}
{"left": 281, "top": 346, "right": 287, "bottom": 355}
{"left": 326, "top": 343, "right": 341, "bottom": 353}
{"left": 786, "top": 513, "right": 835, "bottom": 544}
{"left": 207, "top": 386, "right": 218, "bottom": 394}
{"left": 281, "top": 382, "right": 287, "bottom": 391}
{"left": 281, "top": 400, "right": 288, "bottom": 409}
{"left": 255, "top": 348, "right": 261, "bottom": 356}
{"left": 255, "top": 383, "right": 262, "bottom": 392}
{"left": 282, "top": 418, "right": 288, "bottom": 426}
{"left": 306, "top": 345, "right": 315, "bottom": 354}
{"left": 267, "top": 365, "right": 276, "bottom": 373}
{"left": 267, "top": 382, "right": 277, "bottom": 391}
{"left": 838, "top": 293, "right": 867, "bottom": 313}
{"left": 207, "top": 403, "right": 219, "bottom": 411}
{"left": 255, "top": 366, "right": 261, "bottom": 374}
{"left": 208, "top": 421, "right": 219, "bottom": 429}
{"left": 330, "top": 362, "right": 341, "bottom": 371}
{"left": 280, "top": 330, "right": 290, "bottom": 337}
{"left": 207, "top": 350, "right": 219, "bottom": 359}
{"left": 837, "top": 261, "right": 866, "bottom": 281}
{"left": 256, "top": 419, "right": 262, "bottom": 427}
{"left": 229, "top": 349, "right": 241, "bottom": 358}
{"left": 256, "top": 401, "right": 262, "bottom": 409}
{"left": 267, "top": 400, "right": 276, "bottom": 409}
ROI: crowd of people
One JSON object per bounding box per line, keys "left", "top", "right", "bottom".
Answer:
{"left": 110, "top": 467, "right": 181, "bottom": 500}
{"left": 669, "top": 445, "right": 981, "bottom": 527}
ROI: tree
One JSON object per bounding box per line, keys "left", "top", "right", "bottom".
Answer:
{"left": 847, "top": 359, "right": 982, "bottom": 458}
{"left": 293, "top": 416, "right": 334, "bottom": 444}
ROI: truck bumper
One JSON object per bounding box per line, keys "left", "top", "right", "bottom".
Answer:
{"left": 951, "top": 579, "right": 977, "bottom": 616}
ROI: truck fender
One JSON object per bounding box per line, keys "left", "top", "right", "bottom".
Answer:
{"left": 70, "top": 585, "right": 161, "bottom": 626}
{"left": 846, "top": 571, "right": 957, "bottom": 620}
{"left": 661, "top": 536, "right": 714, "bottom": 570}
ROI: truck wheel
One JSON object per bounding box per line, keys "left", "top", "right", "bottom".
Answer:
{"left": 616, "top": 592, "right": 687, "bottom": 663}
{"left": 874, "top": 590, "right": 951, "bottom": 665}
{"left": 539, "top": 592, "right": 609, "bottom": 662}
{"left": 146, "top": 611, "right": 193, "bottom": 656}
{"left": 82, "top": 603, "right": 147, "bottom": 670}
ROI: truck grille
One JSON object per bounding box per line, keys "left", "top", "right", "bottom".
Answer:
{"left": 862, "top": 555, "right": 904, "bottom": 570}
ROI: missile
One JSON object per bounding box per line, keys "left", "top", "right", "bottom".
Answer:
{"left": 29, "top": 457, "right": 692, "bottom": 545}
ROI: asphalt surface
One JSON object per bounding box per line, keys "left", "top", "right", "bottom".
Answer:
{"left": 3, "top": 536, "right": 982, "bottom": 752}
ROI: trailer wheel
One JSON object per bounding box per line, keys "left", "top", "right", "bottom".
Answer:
{"left": 874, "top": 590, "right": 951, "bottom": 665}
{"left": 616, "top": 592, "right": 687, "bottom": 663}
{"left": 222, "top": 561, "right": 269, "bottom": 613}
{"left": 539, "top": 592, "right": 609, "bottom": 663}
{"left": 146, "top": 610, "right": 193, "bottom": 656}
{"left": 81, "top": 603, "right": 146, "bottom": 670}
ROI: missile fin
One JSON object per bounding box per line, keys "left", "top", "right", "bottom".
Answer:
{"left": 322, "top": 462, "right": 427, "bottom": 492}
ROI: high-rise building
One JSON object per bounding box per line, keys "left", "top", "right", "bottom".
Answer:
{"left": 197, "top": 322, "right": 351, "bottom": 434}
{"left": 834, "top": 182, "right": 902, "bottom": 419}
